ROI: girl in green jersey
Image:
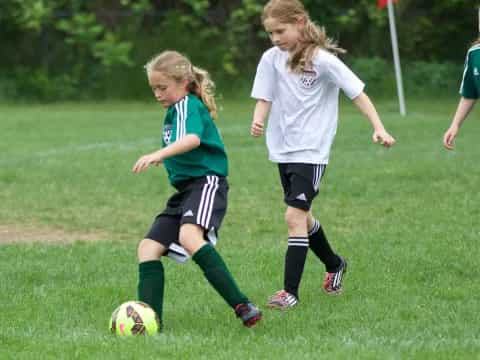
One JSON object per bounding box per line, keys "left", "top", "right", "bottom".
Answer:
{"left": 444, "top": 37, "right": 480, "bottom": 149}
{"left": 132, "top": 51, "right": 261, "bottom": 330}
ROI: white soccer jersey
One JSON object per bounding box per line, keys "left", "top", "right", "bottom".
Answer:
{"left": 251, "top": 47, "right": 365, "bottom": 164}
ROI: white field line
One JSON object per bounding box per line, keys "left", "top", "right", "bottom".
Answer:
{"left": 0, "top": 138, "right": 159, "bottom": 165}
{"left": 0, "top": 131, "right": 264, "bottom": 165}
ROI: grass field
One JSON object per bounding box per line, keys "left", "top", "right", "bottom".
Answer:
{"left": 1, "top": 97, "right": 479, "bottom": 359}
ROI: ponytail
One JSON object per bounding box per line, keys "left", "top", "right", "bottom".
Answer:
{"left": 189, "top": 66, "right": 217, "bottom": 119}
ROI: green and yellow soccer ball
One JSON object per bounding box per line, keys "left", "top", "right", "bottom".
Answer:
{"left": 109, "top": 301, "right": 160, "bottom": 336}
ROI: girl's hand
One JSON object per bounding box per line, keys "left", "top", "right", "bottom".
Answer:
{"left": 373, "top": 129, "right": 396, "bottom": 148}
{"left": 132, "top": 152, "right": 163, "bottom": 173}
{"left": 251, "top": 119, "right": 265, "bottom": 137}
{"left": 443, "top": 125, "right": 458, "bottom": 150}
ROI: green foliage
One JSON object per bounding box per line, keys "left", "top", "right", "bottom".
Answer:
{"left": 56, "top": 13, "right": 103, "bottom": 46}
{"left": 3, "top": 67, "right": 77, "bottom": 101}
{"left": 182, "top": 0, "right": 210, "bottom": 15}
{"left": 347, "top": 57, "right": 393, "bottom": 96}
{"left": 56, "top": 12, "right": 133, "bottom": 68}
{"left": 346, "top": 57, "right": 462, "bottom": 98}
{"left": 404, "top": 61, "right": 461, "bottom": 96}
{"left": 93, "top": 33, "right": 133, "bottom": 67}
{"left": 0, "top": 0, "right": 478, "bottom": 101}
{"left": 224, "top": 0, "right": 264, "bottom": 76}
{"left": 120, "top": 0, "right": 152, "bottom": 14}
{"left": 393, "top": 0, "right": 476, "bottom": 62}
{"left": 144, "top": 9, "right": 224, "bottom": 75}
{"left": 7, "top": 0, "right": 54, "bottom": 32}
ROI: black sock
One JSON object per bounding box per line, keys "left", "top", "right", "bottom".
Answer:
{"left": 308, "top": 219, "right": 341, "bottom": 272}
{"left": 284, "top": 237, "right": 309, "bottom": 299}
{"left": 138, "top": 260, "right": 165, "bottom": 322}
{"left": 192, "top": 244, "right": 249, "bottom": 308}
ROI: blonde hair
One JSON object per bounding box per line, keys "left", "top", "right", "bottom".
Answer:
{"left": 262, "top": 0, "right": 345, "bottom": 73}
{"left": 145, "top": 51, "right": 217, "bottom": 119}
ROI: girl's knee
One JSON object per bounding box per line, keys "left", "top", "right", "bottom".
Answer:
{"left": 137, "top": 238, "right": 166, "bottom": 262}
{"left": 178, "top": 224, "right": 207, "bottom": 255}
{"left": 284, "top": 207, "right": 308, "bottom": 230}
{"left": 306, "top": 211, "right": 315, "bottom": 229}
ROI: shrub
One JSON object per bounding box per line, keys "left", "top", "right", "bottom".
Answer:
{"left": 346, "top": 57, "right": 462, "bottom": 98}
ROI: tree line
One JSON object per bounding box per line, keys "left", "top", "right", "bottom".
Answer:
{"left": 0, "top": 0, "right": 477, "bottom": 101}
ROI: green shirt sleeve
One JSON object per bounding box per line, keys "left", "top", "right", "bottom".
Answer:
{"left": 184, "top": 97, "right": 204, "bottom": 138}
{"left": 460, "top": 51, "right": 479, "bottom": 99}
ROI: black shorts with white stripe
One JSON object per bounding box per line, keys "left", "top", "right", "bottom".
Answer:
{"left": 278, "top": 163, "right": 327, "bottom": 211}
{"left": 145, "top": 175, "right": 228, "bottom": 261}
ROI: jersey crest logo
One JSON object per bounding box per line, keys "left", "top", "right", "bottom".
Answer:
{"left": 300, "top": 69, "right": 318, "bottom": 89}
{"left": 474, "top": 67, "right": 479, "bottom": 76}
{"left": 163, "top": 124, "right": 172, "bottom": 145}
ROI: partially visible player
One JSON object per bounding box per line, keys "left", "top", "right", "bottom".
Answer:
{"left": 443, "top": 37, "right": 480, "bottom": 150}
{"left": 133, "top": 50, "right": 261, "bottom": 329}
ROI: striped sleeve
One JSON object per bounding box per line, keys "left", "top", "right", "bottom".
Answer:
{"left": 173, "top": 96, "right": 204, "bottom": 141}
{"left": 460, "top": 47, "right": 480, "bottom": 99}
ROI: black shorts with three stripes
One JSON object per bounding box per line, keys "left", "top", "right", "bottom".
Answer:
{"left": 145, "top": 175, "right": 228, "bottom": 249}
{"left": 278, "top": 163, "right": 327, "bottom": 211}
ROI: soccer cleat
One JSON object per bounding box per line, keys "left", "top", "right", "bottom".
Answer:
{"left": 266, "top": 290, "right": 298, "bottom": 310}
{"left": 323, "top": 256, "right": 347, "bottom": 295}
{"left": 235, "top": 302, "right": 262, "bottom": 327}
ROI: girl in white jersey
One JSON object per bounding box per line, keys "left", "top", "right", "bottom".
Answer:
{"left": 250, "top": 0, "right": 396, "bottom": 309}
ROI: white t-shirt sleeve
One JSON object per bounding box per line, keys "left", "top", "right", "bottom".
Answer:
{"left": 251, "top": 50, "right": 276, "bottom": 101}
{"left": 322, "top": 52, "right": 365, "bottom": 99}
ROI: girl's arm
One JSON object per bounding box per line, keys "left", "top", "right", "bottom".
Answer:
{"left": 443, "top": 97, "right": 476, "bottom": 150}
{"left": 352, "top": 92, "right": 396, "bottom": 147}
{"left": 132, "top": 134, "right": 200, "bottom": 173}
{"left": 251, "top": 99, "right": 272, "bottom": 137}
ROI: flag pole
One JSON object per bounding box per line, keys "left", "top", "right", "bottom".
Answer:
{"left": 387, "top": 0, "right": 406, "bottom": 116}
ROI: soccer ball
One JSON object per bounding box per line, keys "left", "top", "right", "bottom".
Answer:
{"left": 109, "top": 301, "right": 160, "bottom": 336}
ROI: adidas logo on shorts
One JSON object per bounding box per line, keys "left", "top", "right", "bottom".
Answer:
{"left": 295, "top": 193, "right": 307, "bottom": 201}
{"left": 183, "top": 210, "right": 194, "bottom": 217}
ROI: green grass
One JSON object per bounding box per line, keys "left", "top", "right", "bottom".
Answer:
{"left": 1, "top": 97, "right": 480, "bottom": 359}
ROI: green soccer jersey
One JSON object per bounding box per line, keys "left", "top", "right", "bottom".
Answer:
{"left": 161, "top": 94, "right": 228, "bottom": 186}
{"left": 460, "top": 44, "right": 480, "bottom": 99}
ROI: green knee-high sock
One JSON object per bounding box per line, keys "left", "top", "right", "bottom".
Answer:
{"left": 192, "top": 244, "right": 249, "bottom": 308}
{"left": 138, "top": 260, "right": 165, "bottom": 322}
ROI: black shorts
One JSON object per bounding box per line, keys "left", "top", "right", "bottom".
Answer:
{"left": 278, "top": 163, "right": 327, "bottom": 211}
{"left": 145, "top": 175, "right": 228, "bottom": 262}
